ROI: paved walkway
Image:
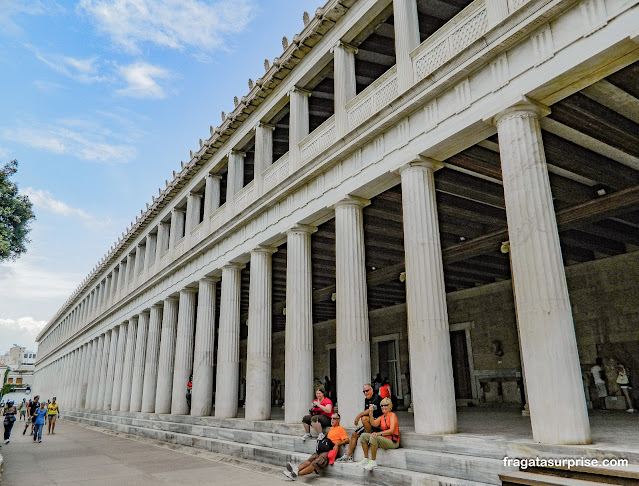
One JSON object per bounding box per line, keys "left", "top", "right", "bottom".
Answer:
{"left": 0, "top": 420, "right": 354, "bottom": 485}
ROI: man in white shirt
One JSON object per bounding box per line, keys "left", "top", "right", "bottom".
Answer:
{"left": 591, "top": 357, "right": 608, "bottom": 410}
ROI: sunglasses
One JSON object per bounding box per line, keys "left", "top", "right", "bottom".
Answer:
{"left": 362, "top": 389, "right": 372, "bottom": 393}
{"left": 380, "top": 404, "right": 389, "bottom": 407}
{"left": 331, "top": 417, "right": 339, "bottom": 420}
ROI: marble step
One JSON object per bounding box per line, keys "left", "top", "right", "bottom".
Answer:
{"left": 65, "top": 411, "right": 496, "bottom": 486}
{"left": 65, "top": 410, "right": 509, "bottom": 484}
{"left": 499, "top": 471, "right": 636, "bottom": 486}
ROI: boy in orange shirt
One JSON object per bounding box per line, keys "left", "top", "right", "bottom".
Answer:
{"left": 284, "top": 413, "right": 349, "bottom": 480}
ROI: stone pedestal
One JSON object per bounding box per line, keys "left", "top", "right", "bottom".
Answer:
{"left": 245, "top": 247, "right": 276, "bottom": 421}
{"left": 120, "top": 316, "right": 138, "bottom": 411}
{"left": 109, "top": 323, "right": 128, "bottom": 411}
{"left": 215, "top": 264, "right": 244, "bottom": 418}
{"left": 130, "top": 311, "right": 150, "bottom": 412}
{"left": 400, "top": 159, "right": 457, "bottom": 435}
{"left": 285, "top": 225, "right": 316, "bottom": 423}
{"left": 335, "top": 197, "right": 371, "bottom": 424}
{"left": 155, "top": 298, "right": 179, "bottom": 414}
{"left": 142, "top": 304, "right": 163, "bottom": 413}
{"left": 172, "top": 289, "right": 197, "bottom": 415}
{"left": 191, "top": 278, "right": 218, "bottom": 417}
{"left": 493, "top": 101, "right": 590, "bottom": 444}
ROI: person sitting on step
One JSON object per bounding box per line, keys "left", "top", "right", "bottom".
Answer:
{"left": 359, "top": 397, "right": 400, "bottom": 471}
{"left": 284, "top": 413, "right": 348, "bottom": 480}
{"left": 336, "top": 383, "right": 383, "bottom": 462}
{"left": 301, "top": 386, "right": 333, "bottom": 441}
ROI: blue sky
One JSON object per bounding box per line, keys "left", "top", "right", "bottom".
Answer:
{"left": 0, "top": 0, "right": 325, "bottom": 354}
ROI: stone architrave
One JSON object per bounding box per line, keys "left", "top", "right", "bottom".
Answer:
{"left": 130, "top": 311, "right": 150, "bottom": 412}
{"left": 335, "top": 197, "right": 371, "bottom": 425}
{"left": 492, "top": 100, "right": 590, "bottom": 445}
{"left": 155, "top": 297, "right": 179, "bottom": 414}
{"left": 171, "top": 288, "right": 197, "bottom": 415}
{"left": 245, "top": 247, "right": 276, "bottom": 421}
{"left": 191, "top": 277, "right": 218, "bottom": 417}
{"left": 400, "top": 159, "right": 457, "bottom": 435}
{"left": 285, "top": 225, "right": 316, "bottom": 423}
{"left": 141, "top": 304, "right": 163, "bottom": 413}
{"left": 215, "top": 263, "right": 244, "bottom": 418}
{"left": 119, "top": 316, "right": 138, "bottom": 411}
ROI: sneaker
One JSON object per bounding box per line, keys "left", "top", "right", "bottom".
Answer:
{"left": 301, "top": 433, "right": 312, "bottom": 441}
{"left": 283, "top": 470, "right": 296, "bottom": 481}
{"left": 336, "top": 454, "right": 353, "bottom": 462}
{"left": 38, "top": 440, "right": 42, "bottom": 443}
{"left": 286, "top": 462, "right": 298, "bottom": 477}
{"left": 3, "top": 440, "right": 8, "bottom": 444}
{"left": 627, "top": 408, "right": 636, "bottom": 413}
{"left": 364, "top": 460, "right": 377, "bottom": 470}
{"left": 317, "top": 432, "right": 325, "bottom": 440}
{"left": 359, "top": 457, "right": 370, "bottom": 466}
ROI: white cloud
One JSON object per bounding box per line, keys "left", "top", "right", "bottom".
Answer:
{"left": 0, "top": 317, "right": 46, "bottom": 353}
{"left": 0, "top": 260, "right": 82, "bottom": 304}
{"left": 78, "top": 0, "right": 255, "bottom": 55}
{"left": 33, "top": 80, "right": 67, "bottom": 93}
{"left": 115, "top": 62, "right": 171, "bottom": 99}
{"left": 1, "top": 118, "right": 137, "bottom": 164}
{"left": 0, "top": 1, "right": 64, "bottom": 37}
{"left": 23, "top": 188, "right": 92, "bottom": 220}
{"left": 34, "top": 50, "right": 106, "bottom": 84}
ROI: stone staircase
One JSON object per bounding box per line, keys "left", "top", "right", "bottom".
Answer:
{"left": 63, "top": 409, "right": 639, "bottom": 486}
{"left": 500, "top": 465, "right": 639, "bottom": 485}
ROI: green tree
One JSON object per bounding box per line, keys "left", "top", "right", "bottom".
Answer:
{"left": 0, "top": 160, "right": 35, "bottom": 262}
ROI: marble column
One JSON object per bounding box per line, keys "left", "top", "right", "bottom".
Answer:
{"left": 72, "top": 345, "right": 85, "bottom": 407}
{"left": 333, "top": 42, "right": 357, "bottom": 136}
{"left": 130, "top": 311, "right": 150, "bottom": 412}
{"left": 87, "top": 336, "right": 103, "bottom": 409}
{"left": 111, "top": 267, "right": 119, "bottom": 301}
{"left": 227, "top": 151, "right": 245, "bottom": 213}
{"left": 95, "top": 332, "right": 111, "bottom": 410}
{"left": 204, "top": 174, "right": 222, "bottom": 217}
{"left": 191, "top": 277, "right": 218, "bottom": 417}
{"left": 285, "top": 225, "right": 316, "bottom": 423}
{"left": 335, "top": 197, "right": 372, "bottom": 424}
{"left": 142, "top": 304, "right": 163, "bottom": 413}
{"left": 104, "top": 274, "right": 112, "bottom": 307}
{"left": 119, "top": 316, "right": 138, "bottom": 411}
{"left": 155, "top": 297, "right": 179, "bottom": 414}
{"left": 215, "top": 263, "right": 244, "bottom": 418}
{"left": 172, "top": 288, "right": 197, "bottom": 415}
{"left": 143, "top": 233, "right": 157, "bottom": 273}
{"left": 156, "top": 222, "right": 169, "bottom": 262}
{"left": 245, "top": 247, "right": 276, "bottom": 421}
{"left": 254, "top": 123, "right": 274, "bottom": 196}
{"left": 104, "top": 325, "right": 122, "bottom": 410}
{"left": 170, "top": 208, "right": 185, "bottom": 248}
{"left": 493, "top": 101, "right": 590, "bottom": 444}
{"left": 400, "top": 159, "right": 457, "bottom": 435}
{"left": 79, "top": 341, "right": 94, "bottom": 408}
{"left": 135, "top": 244, "right": 145, "bottom": 277}
{"left": 393, "top": 0, "right": 420, "bottom": 93}
{"left": 289, "top": 87, "right": 311, "bottom": 172}
{"left": 186, "top": 192, "right": 203, "bottom": 234}
{"left": 118, "top": 260, "right": 127, "bottom": 296}
{"left": 109, "top": 322, "right": 128, "bottom": 411}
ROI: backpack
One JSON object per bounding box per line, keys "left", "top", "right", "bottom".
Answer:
{"left": 316, "top": 436, "right": 334, "bottom": 453}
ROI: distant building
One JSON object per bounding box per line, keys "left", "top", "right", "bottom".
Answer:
{"left": 0, "top": 345, "right": 37, "bottom": 366}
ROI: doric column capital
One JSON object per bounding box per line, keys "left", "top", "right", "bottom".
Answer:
{"left": 483, "top": 95, "right": 551, "bottom": 126}
{"left": 199, "top": 276, "right": 220, "bottom": 284}
{"left": 398, "top": 156, "right": 444, "bottom": 174}
{"left": 206, "top": 173, "right": 223, "bottom": 180}
{"left": 151, "top": 302, "right": 164, "bottom": 309}
{"left": 164, "top": 296, "right": 179, "bottom": 303}
{"left": 333, "top": 195, "right": 370, "bottom": 210}
{"left": 171, "top": 207, "right": 186, "bottom": 214}
{"left": 286, "top": 223, "right": 317, "bottom": 235}
{"left": 288, "top": 86, "right": 312, "bottom": 98}
{"left": 330, "top": 41, "right": 358, "bottom": 54}
{"left": 188, "top": 191, "right": 203, "bottom": 199}
{"left": 257, "top": 122, "right": 275, "bottom": 131}
{"left": 251, "top": 245, "right": 278, "bottom": 255}
{"left": 179, "top": 287, "right": 198, "bottom": 294}
{"left": 222, "top": 262, "right": 246, "bottom": 271}
{"left": 230, "top": 150, "right": 246, "bottom": 158}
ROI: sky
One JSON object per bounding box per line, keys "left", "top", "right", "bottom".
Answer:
{"left": 0, "top": 0, "right": 325, "bottom": 354}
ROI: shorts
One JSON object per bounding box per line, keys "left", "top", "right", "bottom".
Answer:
{"left": 306, "top": 452, "right": 329, "bottom": 473}
{"left": 302, "top": 414, "right": 331, "bottom": 428}
{"left": 596, "top": 383, "right": 608, "bottom": 398}
{"left": 354, "top": 425, "right": 382, "bottom": 435}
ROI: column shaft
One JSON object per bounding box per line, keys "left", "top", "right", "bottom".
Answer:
{"left": 95, "top": 331, "right": 112, "bottom": 410}
{"left": 204, "top": 174, "right": 222, "bottom": 217}
{"left": 172, "top": 289, "right": 197, "bottom": 414}
{"left": 130, "top": 311, "right": 150, "bottom": 412}
{"left": 215, "top": 264, "right": 244, "bottom": 418}
{"left": 245, "top": 247, "right": 276, "bottom": 420}
{"left": 191, "top": 278, "right": 218, "bottom": 417}
{"left": 400, "top": 160, "right": 457, "bottom": 434}
{"left": 254, "top": 124, "right": 274, "bottom": 195}
{"left": 142, "top": 304, "right": 163, "bottom": 413}
{"left": 87, "top": 335, "right": 104, "bottom": 409}
{"left": 79, "top": 341, "right": 94, "bottom": 408}
{"left": 155, "top": 298, "right": 179, "bottom": 414}
{"left": 335, "top": 198, "right": 371, "bottom": 424}
{"left": 495, "top": 103, "right": 590, "bottom": 444}
{"left": 333, "top": 43, "right": 357, "bottom": 136}
{"left": 104, "top": 325, "right": 122, "bottom": 410}
{"left": 393, "top": 0, "right": 420, "bottom": 93}
{"left": 119, "top": 316, "right": 138, "bottom": 411}
{"left": 285, "top": 225, "right": 315, "bottom": 423}
{"left": 289, "top": 88, "right": 311, "bottom": 172}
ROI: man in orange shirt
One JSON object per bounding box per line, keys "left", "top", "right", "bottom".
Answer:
{"left": 284, "top": 413, "right": 349, "bottom": 480}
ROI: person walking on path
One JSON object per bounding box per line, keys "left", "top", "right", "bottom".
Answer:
{"left": 47, "top": 397, "right": 60, "bottom": 434}
{"left": 18, "top": 399, "right": 27, "bottom": 421}
{"left": 33, "top": 402, "right": 47, "bottom": 443}
{"left": 24, "top": 396, "right": 40, "bottom": 436}
{"left": 3, "top": 400, "right": 17, "bottom": 444}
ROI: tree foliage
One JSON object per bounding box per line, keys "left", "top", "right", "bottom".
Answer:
{"left": 0, "top": 160, "right": 35, "bottom": 262}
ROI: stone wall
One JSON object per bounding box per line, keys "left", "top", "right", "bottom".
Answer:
{"left": 241, "top": 250, "right": 639, "bottom": 408}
